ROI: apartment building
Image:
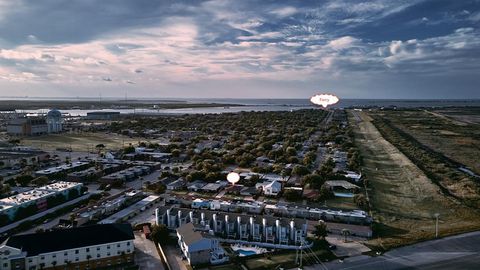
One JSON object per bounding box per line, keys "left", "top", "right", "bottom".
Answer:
{"left": 156, "top": 207, "right": 308, "bottom": 247}
{"left": 0, "top": 224, "right": 135, "bottom": 270}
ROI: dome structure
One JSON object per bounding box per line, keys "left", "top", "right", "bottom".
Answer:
{"left": 46, "top": 109, "right": 63, "bottom": 133}
{"left": 47, "top": 109, "right": 62, "bottom": 119}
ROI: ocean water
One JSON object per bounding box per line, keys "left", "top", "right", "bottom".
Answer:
{"left": 9, "top": 98, "right": 480, "bottom": 116}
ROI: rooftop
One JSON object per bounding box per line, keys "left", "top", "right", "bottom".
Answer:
{"left": 4, "top": 223, "right": 134, "bottom": 256}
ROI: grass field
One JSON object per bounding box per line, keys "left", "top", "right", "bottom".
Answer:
{"left": 371, "top": 109, "right": 480, "bottom": 175}
{"left": 349, "top": 110, "right": 480, "bottom": 250}
{"left": 21, "top": 132, "right": 156, "bottom": 151}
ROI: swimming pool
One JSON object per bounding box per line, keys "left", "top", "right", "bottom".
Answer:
{"left": 237, "top": 249, "right": 257, "bottom": 257}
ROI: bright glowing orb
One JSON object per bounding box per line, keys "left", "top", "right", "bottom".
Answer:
{"left": 227, "top": 172, "right": 240, "bottom": 185}
{"left": 310, "top": 94, "right": 339, "bottom": 108}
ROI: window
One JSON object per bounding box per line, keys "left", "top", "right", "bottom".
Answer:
{"left": 86, "top": 248, "right": 89, "bottom": 252}
{"left": 3, "top": 263, "right": 8, "bottom": 268}
{"left": 117, "top": 244, "right": 120, "bottom": 248}
{"left": 107, "top": 245, "right": 110, "bottom": 249}
{"left": 96, "top": 247, "right": 100, "bottom": 251}
{"left": 97, "top": 254, "right": 100, "bottom": 258}
{"left": 64, "top": 252, "right": 67, "bottom": 256}
{"left": 107, "top": 253, "right": 110, "bottom": 256}
{"left": 28, "top": 259, "right": 32, "bottom": 263}
{"left": 75, "top": 258, "right": 79, "bottom": 262}
{"left": 75, "top": 250, "right": 79, "bottom": 254}
{"left": 126, "top": 242, "right": 130, "bottom": 246}
{"left": 52, "top": 254, "right": 56, "bottom": 258}
{"left": 40, "top": 256, "right": 44, "bottom": 260}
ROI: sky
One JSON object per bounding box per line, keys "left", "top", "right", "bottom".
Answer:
{"left": 0, "top": 0, "right": 479, "bottom": 99}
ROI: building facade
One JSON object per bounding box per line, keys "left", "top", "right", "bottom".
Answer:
{"left": 6, "top": 118, "right": 48, "bottom": 136}
{"left": 46, "top": 109, "right": 63, "bottom": 133}
{"left": 0, "top": 224, "right": 135, "bottom": 270}
{"left": 156, "top": 207, "right": 308, "bottom": 247}
{"left": 176, "top": 223, "right": 228, "bottom": 266}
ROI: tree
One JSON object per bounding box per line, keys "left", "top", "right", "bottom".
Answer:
{"left": 150, "top": 224, "right": 170, "bottom": 244}
{"left": 123, "top": 145, "right": 135, "bottom": 154}
{"left": 354, "top": 194, "right": 368, "bottom": 209}
{"left": 284, "top": 189, "right": 302, "bottom": 201}
{"left": 313, "top": 221, "right": 327, "bottom": 239}
{"left": 95, "top": 144, "right": 106, "bottom": 153}
{"left": 32, "top": 176, "right": 49, "bottom": 186}
{"left": 292, "top": 165, "right": 309, "bottom": 176}
{"left": 319, "top": 184, "right": 334, "bottom": 200}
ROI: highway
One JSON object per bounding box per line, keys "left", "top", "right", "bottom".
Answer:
{"left": 314, "top": 231, "right": 480, "bottom": 270}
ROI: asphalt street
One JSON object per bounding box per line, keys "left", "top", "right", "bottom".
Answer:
{"left": 317, "top": 231, "right": 480, "bottom": 270}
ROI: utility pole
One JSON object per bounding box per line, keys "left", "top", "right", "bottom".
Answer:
{"left": 434, "top": 213, "right": 440, "bottom": 238}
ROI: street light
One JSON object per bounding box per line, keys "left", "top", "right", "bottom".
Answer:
{"left": 434, "top": 213, "right": 440, "bottom": 238}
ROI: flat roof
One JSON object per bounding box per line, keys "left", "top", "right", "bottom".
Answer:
{"left": 99, "top": 195, "right": 160, "bottom": 224}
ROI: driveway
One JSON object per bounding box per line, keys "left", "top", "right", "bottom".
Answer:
{"left": 134, "top": 231, "right": 165, "bottom": 270}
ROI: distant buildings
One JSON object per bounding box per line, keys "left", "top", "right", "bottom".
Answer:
{"left": 0, "top": 224, "right": 135, "bottom": 270}
{"left": 46, "top": 109, "right": 63, "bottom": 133}
{"left": 7, "top": 109, "right": 63, "bottom": 136}
{"left": 6, "top": 117, "right": 48, "bottom": 136}
{"left": 86, "top": 111, "right": 121, "bottom": 120}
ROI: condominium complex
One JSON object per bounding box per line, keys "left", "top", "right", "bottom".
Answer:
{"left": 156, "top": 207, "right": 309, "bottom": 247}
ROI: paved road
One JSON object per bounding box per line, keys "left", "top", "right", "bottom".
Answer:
{"left": 315, "top": 231, "right": 480, "bottom": 270}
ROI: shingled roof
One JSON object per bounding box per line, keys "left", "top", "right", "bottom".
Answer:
{"left": 5, "top": 224, "right": 134, "bottom": 256}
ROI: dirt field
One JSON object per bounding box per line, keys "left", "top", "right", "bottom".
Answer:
{"left": 349, "top": 110, "right": 480, "bottom": 250}
{"left": 21, "top": 132, "right": 155, "bottom": 151}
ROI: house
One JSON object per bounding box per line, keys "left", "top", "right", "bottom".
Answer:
{"left": 187, "top": 180, "right": 207, "bottom": 192}
{"left": 176, "top": 223, "right": 228, "bottom": 266}
{"left": 0, "top": 224, "right": 135, "bottom": 270}
{"left": 257, "top": 180, "right": 282, "bottom": 196}
{"left": 167, "top": 178, "right": 186, "bottom": 190}
{"left": 325, "top": 180, "right": 360, "bottom": 197}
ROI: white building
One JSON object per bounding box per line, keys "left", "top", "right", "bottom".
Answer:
{"left": 257, "top": 180, "right": 282, "bottom": 196}
{"left": 46, "top": 109, "right": 62, "bottom": 133}
{"left": 176, "top": 223, "right": 228, "bottom": 266}
{"left": 0, "top": 224, "right": 135, "bottom": 270}
{"left": 158, "top": 207, "right": 308, "bottom": 247}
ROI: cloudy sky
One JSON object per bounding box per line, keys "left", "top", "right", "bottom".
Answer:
{"left": 0, "top": 0, "right": 479, "bottom": 99}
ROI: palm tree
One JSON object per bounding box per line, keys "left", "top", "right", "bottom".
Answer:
{"left": 312, "top": 221, "right": 327, "bottom": 240}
